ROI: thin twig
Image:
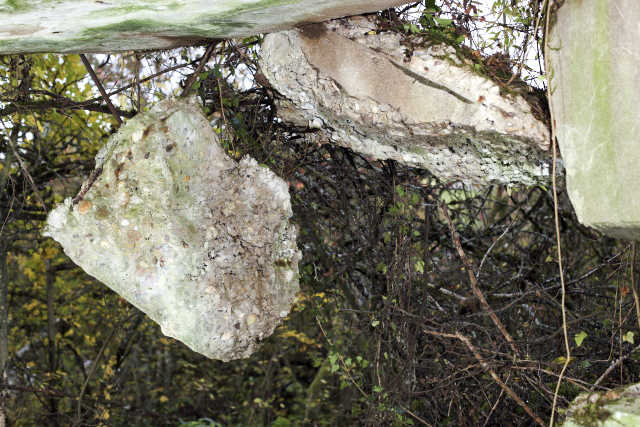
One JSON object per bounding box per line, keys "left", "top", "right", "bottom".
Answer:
{"left": 315, "top": 316, "right": 368, "bottom": 400}
{"left": 457, "top": 333, "right": 545, "bottom": 427}
{"left": 484, "top": 381, "right": 506, "bottom": 426}
{"left": 74, "top": 312, "right": 137, "bottom": 425}
{"left": 543, "top": 0, "right": 571, "bottom": 424}
{"left": 593, "top": 342, "right": 640, "bottom": 387}
{"left": 0, "top": 97, "right": 135, "bottom": 119}
{"left": 510, "top": 366, "right": 601, "bottom": 392}
{"left": 506, "top": 0, "right": 541, "bottom": 86}
{"left": 399, "top": 403, "right": 432, "bottom": 426}
{"left": 180, "top": 42, "right": 218, "bottom": 97}
{"left": 478, "top": 213, "right": 518, "bottom": 276}
{"left": 441, "top": 201, "right": 519, "bottom": 356}
{"left": 106, "top": 57, "right": 206, "bottom": 98}
{"left": 79, "top": 54, "right": 123, "bottom": 125}
{"left": 631, "top": 243, "right": 640, "bottom": 330}
{"left": 2, "top": 122, "right": 47, "bottom": 214}
{"left": 5, "top": 384, "right": 179, "bottom": 420}
{"left": 423, "top": 329, "right": 545, "bottom": 427}
{"left": 74, "top": 325, "right": 117, "bottom": 425}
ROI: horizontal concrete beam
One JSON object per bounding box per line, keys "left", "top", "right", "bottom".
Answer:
{"left": 0, "top": 0, "right": 406, "bottom": 54}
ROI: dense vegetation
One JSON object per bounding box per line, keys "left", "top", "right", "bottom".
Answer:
{"left": 1, "top": 1, "right": 637, "bottom": 426}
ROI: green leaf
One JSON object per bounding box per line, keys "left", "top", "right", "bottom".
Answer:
{"left": 623, "top": 331, "right": 635, "bottom": 344}
{"left": 552, "top": 356, "right": 571, "bottom": 365}
{"left": 395, "top": 185, "right": 405, "bottom": 197}
{"left": 330, "top": 364, "right": 339, "bottom": 373}
{"left": 371, "top": 320, "right": 380, "bottom": 327}
{"left": 434, "top": 18, "right": 453, "bottom": 27}
{"left": 574, "top": 331, "right": 587, "bottom": 347}
{"left": 423, "top": 0, "right": 439, "bottom": 12}
{"left": 415, "top": 259, "right": 425, "bottom": 274}
{"left": 373, "top": 385, "right": 383, "bottom": 393}
{"left": 329, "top": 353, "right": 338, "bottom": 366}
{"left": 340, "top": 381, "right": 349, "bottom": 390}
{"left": 376, "top": 262, "right": 387, "bottom": 274}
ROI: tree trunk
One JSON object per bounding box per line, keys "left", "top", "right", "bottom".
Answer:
{"left": 46, "top": 261, "right": 60, "bottom": 426}
{"left": 0, "top": 129, "right": 17, "bottom": 427}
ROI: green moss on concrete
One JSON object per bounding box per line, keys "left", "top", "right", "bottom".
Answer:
{"left": 566, "top": 401, "right": 612, "bottom": 427}
{"left": 85, "top": 19, "right": 169, "bottom": 35}
{"left": 568, "top": 0, "right": 615, "bottom": 210}
{"left": 0, "top": 36, "right": 98, "bottom": 54}
{"left": 224, "top": 0, "right": 300, "bottom": 16}
{"left": 2, "top": 0, "right": 31, "bottom": 12}
{"left": 84, "top": 17, "right": 244, "bottom": 40}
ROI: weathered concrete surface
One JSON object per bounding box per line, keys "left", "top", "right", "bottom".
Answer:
{"left": 0, "top": 0, "right": 406, "bottom": 54}
{"left": 562, "top": 384, "right": 640, "bottom": 427}
{"left": 549, "top": 0, "right": 640, "bottom": 241}
{"left": 43, "top": 96, "right": 301, "bottom": 361}
{"left": 260, "top": 17, "right": 552, "bottom": 186}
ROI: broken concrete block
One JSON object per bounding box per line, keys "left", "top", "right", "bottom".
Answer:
{"left": 43, "top": 96, "right": 300, "bottom": 361}
{"left": 549, "top": 0, "right": 640, "bottom": 241}
{"left": 260, "top": 18, "right": 552, "bottom": 186}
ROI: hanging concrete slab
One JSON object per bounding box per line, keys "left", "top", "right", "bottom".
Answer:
{"left": 549, "top": 0, "right": 640, "bottom": 241}
{"left": 43, "top": 96, "right": 301, "bottom": 361}
{"left": 260, "top": 17, "right": 553, "bottom": 186}
{"left": 0, "top": 0, "right": 407, "bottom": 54}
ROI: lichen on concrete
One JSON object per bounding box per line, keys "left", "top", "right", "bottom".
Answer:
{"left": 562, "top": 383, "right": 640, "bottom": 427}
{"left": 260, "top": 17, "right": 553, "bottom": 186}
{"left": 43, "top": 96, "right": 301, "bottom": 361}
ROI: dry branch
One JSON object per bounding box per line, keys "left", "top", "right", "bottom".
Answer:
{"left": 441, "top": 201, "right": 519, "bottom": 356}
{"left": 423, "top": 329, "right": 545, "bottom": 427}
{"left": 79, "top": 54, "right": 123, "bottom": 125}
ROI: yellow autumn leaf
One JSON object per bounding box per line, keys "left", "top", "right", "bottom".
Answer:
{"left": 159, "top": 395, "right": 169, "bottom": 403}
